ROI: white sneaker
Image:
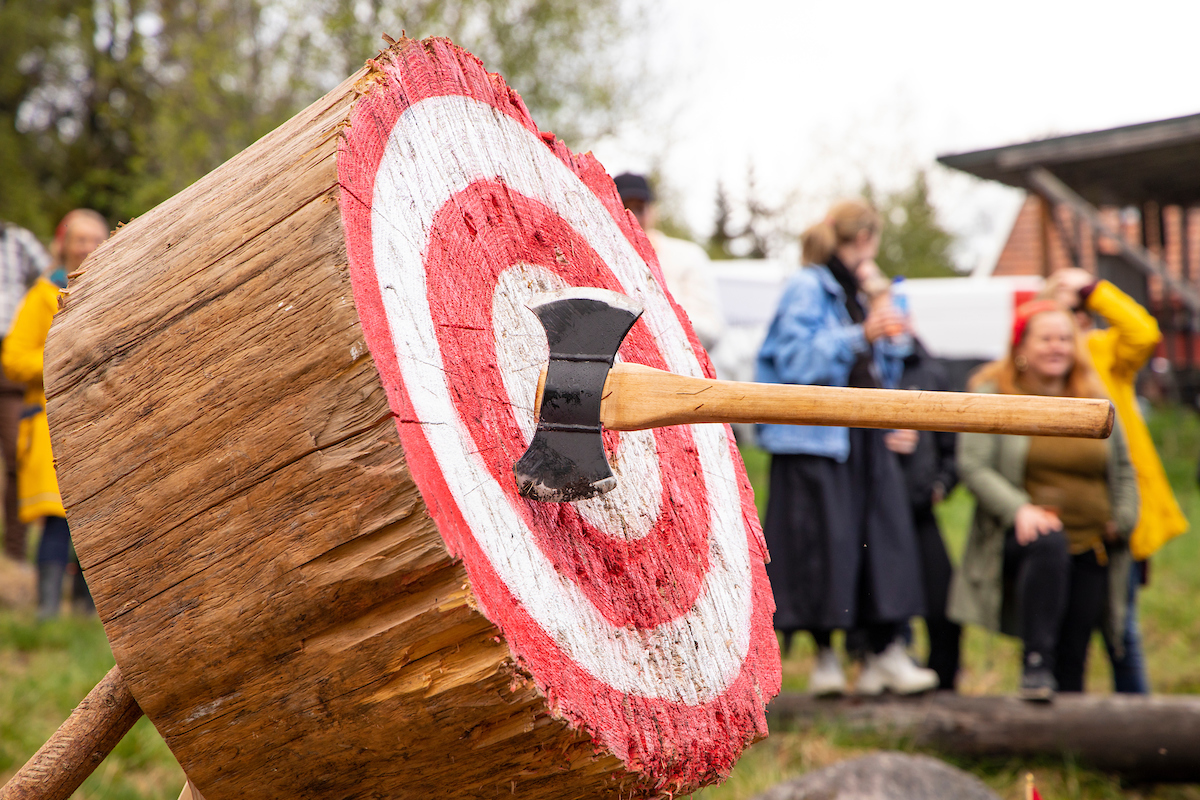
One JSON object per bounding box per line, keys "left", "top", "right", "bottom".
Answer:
{"left": 856, "top": 641, "right": 939, "bottom": 696}
{"left": 809, "top": 647, "right": 847, "bottom": 697}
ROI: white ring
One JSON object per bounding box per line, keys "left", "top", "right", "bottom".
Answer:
{"left": 371, "top": 94, "right": 752, "bottom": 702}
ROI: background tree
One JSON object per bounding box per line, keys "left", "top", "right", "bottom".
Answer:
{"left": 706, "top": 166, "right": 793, "bottom": 260}
{"left": 0, "top": 0, "right": 643, "bottom": 237}
{"left": 869, "top": 170, "right": 959, "bottom": 278}
{"left": 317, "top": 0, "right": 640, "bottom": 147}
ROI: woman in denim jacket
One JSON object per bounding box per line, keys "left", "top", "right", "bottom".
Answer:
{"left": 755, "top": 199, "right": 936, "bottom": 696}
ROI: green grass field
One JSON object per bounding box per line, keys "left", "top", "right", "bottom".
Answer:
{"left": 2, "top": 407, "right": 1199, "bottom": 798}
{"left": 0, "top": 614, "right": 182, "bottom": 798}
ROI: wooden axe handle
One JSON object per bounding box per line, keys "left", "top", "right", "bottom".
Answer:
{"left": 0, "top": 664, "right": 143, "bottom": 800}
{"left": 599, "top": 363, "right": 1114, "bottom": 438}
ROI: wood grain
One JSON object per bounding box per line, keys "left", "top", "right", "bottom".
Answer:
{"left": 0, "top": 666, "right": 142, "bottom": 800}
{"left": 600, "top": 362, "right": 1115, "bottom": 438}
{"left": 41, "top": 43, "right": 658, "bottom": 800}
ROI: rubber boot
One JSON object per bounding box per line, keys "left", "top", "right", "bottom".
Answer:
{"left": 37, "top": 560, "right": 66, "bottom": 620}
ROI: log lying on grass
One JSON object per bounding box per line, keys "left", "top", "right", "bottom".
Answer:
{"left": 768, "top": 692, "right": 1200, "bottom": 782}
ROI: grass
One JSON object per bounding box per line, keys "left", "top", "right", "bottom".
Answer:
{"left": 2, "top": 407, "right": 1199, "bottom": 798}
{"left": 701, "top": 405, "right": 1200, "bottom": 798}
{"left": 0, "top": 612, "right": 183, "bottom": 798}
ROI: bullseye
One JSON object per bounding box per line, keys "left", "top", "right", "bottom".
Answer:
{"left": 338, "top": 50, "right": 779, "bottom": 784}
{"left": 492, "top": 264, "right": 663, "bottom": 541}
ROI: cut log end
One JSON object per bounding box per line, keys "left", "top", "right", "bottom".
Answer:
{"left": 44, "top": 34, "right": 776, "bottom": 800}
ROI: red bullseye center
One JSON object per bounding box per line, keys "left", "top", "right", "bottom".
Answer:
{"left": 423, "top": 180, "right": 711, "bottom": 630}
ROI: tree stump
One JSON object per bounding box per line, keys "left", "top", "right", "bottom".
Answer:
{"left": 46, "top": 36, "right": 778, "bottom": 800}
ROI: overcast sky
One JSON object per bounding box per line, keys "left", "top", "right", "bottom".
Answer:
{"left": 589, "top": 0, "right": 1200, "bottom": 271}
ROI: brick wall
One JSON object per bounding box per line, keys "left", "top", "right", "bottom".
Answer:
{"left": 991, "top": 194, "right": 1165, "bottom": 278}
{"left": 992, "top": 195, "right": 1079, "bottom": 276}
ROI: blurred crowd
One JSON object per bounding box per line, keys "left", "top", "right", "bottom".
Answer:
{"left": 0, "top": 211, "right": 108, "bottom": 619}
{"left": 2, "top": 175, "right": 1188, "bottom": 707}
{"left": 613, "top": 179, "right": 1186, "bottom": 702}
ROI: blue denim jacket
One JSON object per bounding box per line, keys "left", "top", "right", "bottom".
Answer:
{"left": 754, "top": 264, "right": 910, "bottom": 461}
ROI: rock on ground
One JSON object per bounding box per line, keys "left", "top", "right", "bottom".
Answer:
{"left": 751, "top": 752, "right": 1000, "bottom": 800}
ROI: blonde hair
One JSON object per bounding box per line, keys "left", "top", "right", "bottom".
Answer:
{"left": 968, "top": 306, "right": 1107, "bottom": 399}
{"left": 800, "top": 199, "right": 881, "bottom": 265}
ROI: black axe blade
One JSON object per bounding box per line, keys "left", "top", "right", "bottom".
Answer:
{"left": 513, "top": 288, "right": 643, "bottom": 502}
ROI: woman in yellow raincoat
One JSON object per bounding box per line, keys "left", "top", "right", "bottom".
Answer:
{"left": 1049, "top": 267, "right": 1187, "bottom": 693}
{"left": 3, "top": 209, "right": 106, "bottom": 618}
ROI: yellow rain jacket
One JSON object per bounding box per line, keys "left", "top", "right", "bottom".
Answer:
{"left": 1085, "top": 280, "right": 1187, "bottom": 559}
{"left": 2, "top": 278, "right": 64, "bottom": 522}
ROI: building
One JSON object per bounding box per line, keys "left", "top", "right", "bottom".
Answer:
{"left": 938, "top": 112, "right": 1200, "bottom": 400}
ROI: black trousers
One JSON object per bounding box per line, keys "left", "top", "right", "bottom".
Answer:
{"left": 1004, "top": 529, "right": 1107, "bottom": 691}
{"left": 812, "top": 622, "right": 900, "bottom": 655}
{"left": 766, "top": 430, "right": 924, "bottom": 635}
{"left": 915, "top": 507, "right": 961, "bottom": 690}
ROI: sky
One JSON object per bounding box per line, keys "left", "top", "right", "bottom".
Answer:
{"left": 589, "top": 0, "right": 1200, "bottom": 272}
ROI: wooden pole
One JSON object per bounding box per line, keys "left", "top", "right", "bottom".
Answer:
{"left": 768, "top": 692, "right": 1200, "bottom": 782}
{"left": 0, "top": 666, "right": 142, "bottom": 800}
{"left": 599, "top": 363, "right": 1114, "bottom": 439}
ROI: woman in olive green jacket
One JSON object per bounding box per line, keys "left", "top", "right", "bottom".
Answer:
{"left": 947, "top": 300, "right": 1138, "bottom": 700}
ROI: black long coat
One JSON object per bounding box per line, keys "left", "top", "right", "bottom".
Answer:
{"left": 764, "top": 425, "right": 926, "bottom": 633}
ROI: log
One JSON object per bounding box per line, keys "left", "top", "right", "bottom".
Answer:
{"left": 0, "top": 665, "right": 141, "bottom": 800}
{"left": 768, "top": 692, "right": 1200, "bottom": 781}
{"left": 34, "top": 36, "right": 779, "bottom": 800}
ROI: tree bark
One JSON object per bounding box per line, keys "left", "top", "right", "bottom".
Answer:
{"left": 769, "top": 692, "right": 1200, "bottom": 781}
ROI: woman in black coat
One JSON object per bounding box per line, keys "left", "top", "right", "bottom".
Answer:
{"left": 887, "top": 337, "right": 961, "bottom": 690}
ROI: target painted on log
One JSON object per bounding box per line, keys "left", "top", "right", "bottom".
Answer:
{"left": 339, "top": 40, "right": 778, "bottom": 785}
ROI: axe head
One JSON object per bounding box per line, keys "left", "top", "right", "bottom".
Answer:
{"left": 513, "top": 288, "right": 643, "bottom": 502}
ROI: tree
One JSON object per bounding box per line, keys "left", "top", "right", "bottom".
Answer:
{"left": 316, "top": 0, "right": 640, "bottom": 147}
{"left": 706, "top": 166, "right": 792, "bottom": 260}
{"left": 869, "top": 170, "right": 959, "bottom": 279}
{"left": 0, "top": 0, "right": 643, "bottom": 236}
{"left": 705, "top": 181, "right": 735, "bottom": 260}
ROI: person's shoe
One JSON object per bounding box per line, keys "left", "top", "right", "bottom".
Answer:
{"left": 1020, "top": 653, "right": 1057, "bottom": 702}
{"left": 808, "top": 647, "right": 847, "bottom": 697}
{"left": 857, "top": 640, "right": 940, "bottom": 696}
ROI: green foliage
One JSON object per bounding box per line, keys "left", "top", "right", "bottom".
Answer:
{"left": 707, "top": 167, "right": 791, "bottom": 260}
{"left": 0, "top": 0, "right": 641, "bottom": 235}
{"left": 315, "top": 0, "right": 640, "bottom": 146}
{"left": 0, "top": 612, "right": 182, "bottom": 798}
{"left": 706, "top": 181, "right": 737, "bottom": 260}
{"left": 867, "top": 170, "right": 960, "bottom": 279}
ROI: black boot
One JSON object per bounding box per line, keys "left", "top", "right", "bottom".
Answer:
{"left": 37, "top": 560, "right": 66, "bottom": 620}
{"left": 1020, "top": 651, "right": 1057, "bottom": 702}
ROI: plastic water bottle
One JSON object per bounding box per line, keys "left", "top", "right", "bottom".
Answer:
{"left": 888, "top": 276, "right": 909, "bottom": 339}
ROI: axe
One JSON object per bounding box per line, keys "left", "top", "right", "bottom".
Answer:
{"left": 512, "top": 288, "right": 1113, "bottom": 502}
